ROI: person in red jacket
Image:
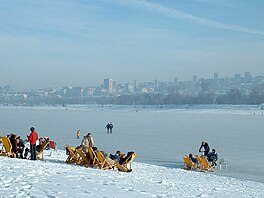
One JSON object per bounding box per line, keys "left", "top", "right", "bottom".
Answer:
{"left": 28, "top": 127, "right": 39, "bottom": 160}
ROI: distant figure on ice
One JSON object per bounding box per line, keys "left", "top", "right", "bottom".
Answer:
{"left": 109, "top": 122, "right": 113, "bottom": 133}
{"left": 105, "top": 123, "right": 110, "bottom": 133}
{"left": 198, "top": 141, "right": 210, "bottom": 157}
{"left": 76, "top": 130, "right": 81, "bottom": 139}
{"left": 207, "top": 148, "right": 218, "bottom": 167}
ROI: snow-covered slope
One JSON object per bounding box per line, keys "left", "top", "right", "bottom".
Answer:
{"left": 0, "top": 150, "right": 263, "bottom": 198}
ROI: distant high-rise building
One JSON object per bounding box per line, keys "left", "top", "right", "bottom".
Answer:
{"left": 103, "top": 78, "right": 113, "bottom": 91}
{"left": 223, "top": 77, "right": 231, "bottom": 89}
{"left": 192, "top": 75, "right": 199, "bottom": 93}
{"left": 213, "top": 72, "right": 219, "bottom": 89}
{"left": 192, "top": 75, "right": 198, "bottom": 82}
{"left": 133, "top": 80, "right": 137, "bottom": 91}
{"left": 234, "top": 74, "right": 241, "bottom": 84}
{"left": 214, "top": 72, "right": 218, "bottom": 80}
{"left": 173, "top": 77, "right": 178, "bottom": 85}
{"left": 125, "top": 83, "right": 134, "bottom": 93}
{"left": 154, "top": 79, "right": 158, "bottom": 90}
{"left": 244, "top": 72, "right": 251, "bottom": 83}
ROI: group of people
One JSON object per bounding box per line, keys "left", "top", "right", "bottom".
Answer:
{"left": 8, "top": 134, "right": 26, "bottom": 158}
{"left": 198, "top": 141, "right": 218, "bottom": 166}
{"left": 75, "top": 122, "right": 114, "bottom": 139}
{"left": 188, "top": 141, "right": 218, "bottom": 167}
{"left": 1, "top": 127, "right": 53, "bottom": 160}
{"left": 105, "top": 122, "right": 113, "bottom": 133}
{"left": 70, "top": 132, "right": 132, "bottom": 172}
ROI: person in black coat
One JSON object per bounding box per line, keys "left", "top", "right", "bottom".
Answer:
{"left": 105, "top": 123, "right": 110, "bottom": 133}
{"left": 207, "top": 148, "right": 218, "bottom": 166}
{"left": 16, "top": 137, "right": 25, "bottom": 158}
{"left": 109, "top": 123, "right": 113, "bottom": 133}
{"left": 199, "top": 141, "right": 210, "bottom": 157}
{"left": 9, "top": 134, "right": 18, "bottom": 154}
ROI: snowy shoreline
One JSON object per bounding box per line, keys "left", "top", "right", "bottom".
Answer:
{"left": 0, "top": 150, "right": 263, "bottom": 198}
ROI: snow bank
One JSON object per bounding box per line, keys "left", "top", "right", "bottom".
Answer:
{"left": 0, "top": 150, "right": 263, "bottom": 198}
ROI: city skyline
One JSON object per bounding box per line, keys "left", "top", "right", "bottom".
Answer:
{"left": 1, "top": 71, "right": 263, "bottom": 106}
{"left": 0, "top": 71, "right": 262, "bottom": 91}
{"left": 0, "top": 0, "right": 264, "bottom": 89}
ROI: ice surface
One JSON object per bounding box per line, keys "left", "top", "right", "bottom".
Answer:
{"left": 0, "top": 105, "right": 264, "bottom": 183}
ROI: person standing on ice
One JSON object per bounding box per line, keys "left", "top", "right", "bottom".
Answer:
{"left": 28, "top": 127, "right": 39, "bottom": 160}
{"left": 198, "top": 141, "right": 210, "bottom": 157}
{"left": 109, "top": 122, "right": 113, "bottom": 133}
{"left": 105, "top": 123, "right": 110, "bottom": 133}
{"left": 76, "top": 130, "right": 81, "bottom": 139}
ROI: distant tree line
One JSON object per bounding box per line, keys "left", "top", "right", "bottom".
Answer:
{"left": 95, "top": 84, "right": 264, "bottom": 105}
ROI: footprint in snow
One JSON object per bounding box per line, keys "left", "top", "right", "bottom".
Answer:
{"left": 83, "top": 190, "right": 92, "bottom": 195}
{"left": 123, "top": 187, "right": 135, "bottom": 192}
{"left": 47, "top": 194, "right": 56, "bottom": 198}
{"left": 3, "top": 183, "right": 11, "bottom": 188}
{"left": 139, "top": 190, "right": 147, "bottom": 195}
{"left": 22, "top": 184, "right": 32, "bottom": 189}
{"left": 196, "top": 194, "right": 207, "bottom": 197}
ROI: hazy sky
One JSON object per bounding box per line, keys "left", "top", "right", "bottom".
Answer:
{"left": 0, "top": 0, "right": 264, "bottom": 89}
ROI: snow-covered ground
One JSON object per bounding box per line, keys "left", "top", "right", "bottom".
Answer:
{"left": 0, "top": 150, "right": 263, "bottom": 198}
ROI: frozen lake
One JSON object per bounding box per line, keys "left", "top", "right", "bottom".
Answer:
{"left": 0, "top": 105, "right": 263, "bottom": 183}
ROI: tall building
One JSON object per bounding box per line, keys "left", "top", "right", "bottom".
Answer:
{"left": 103, "top": 78, "right": 113, "bottom": 91}
{"left": 133, "top": 80, "right": 137, "bottom": 91}
{"left": 213, "top": 72, "right": 219, "bottom": 89}
{"left": 192, "top": 75, "right": 198, "bottom": 82}
{"left": 234, "top": 74, "right": 241, "bottom": 84}
{"left": 192, "top": 75, "right": 199, "bottom": 94}
{"left": 214, "top": 72, "right": 218, "bottom": 80}
{"left": 244, "top": 72, "right": 251, "bottom": 83}
{"left": 154, "top": 79, "right": 158, "bottom": 90}
{"left": 125, "top": 83, "right": 134, "bottom": 93}
{"left": 173, "top": 77, "right": 178, "bottom": 85}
